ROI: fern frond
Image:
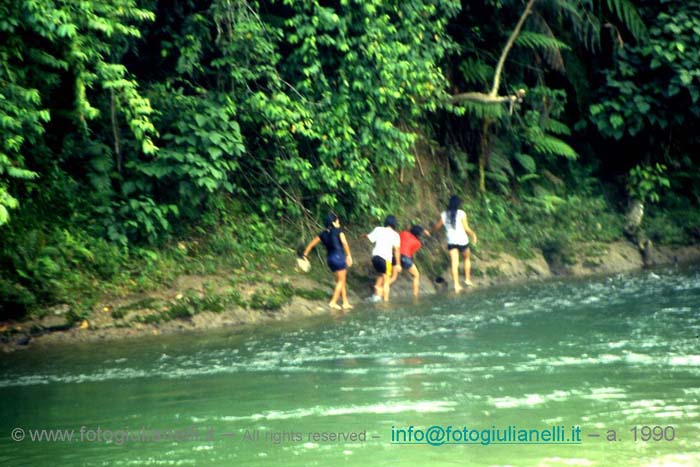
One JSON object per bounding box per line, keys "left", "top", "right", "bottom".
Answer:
{"left": 459, "top": 58, "right": 493, "bottom": 87}
{"left": 6, "top": 166, "right": 39, "bottom": 179}
{"left": 523, "top": 192, "right": 565, "bottom": 214}
{"left": 489, "top": 149, "right": 514, "bottom": 177}
{"left": 515, "top": 30, "right": 569, "bottom": 73}
{"left": 514, "top": 152, "right": 537, "bottom": 173}
{"left": 515, "top": 31, "right": 570, "bottom": 52}
{"left": 533, "top": 135, "right": 578, "bottom": 160}
{"left": 485, "top": 171, "right": 511, "bottom": 194}
{"left": 527, "top": 15, "right": 568, "bottom": 72}
{"left": 541, "top": 118, "right": 571, "bottom": 135}
{"left": 486, "top": 171, "right": 510, "bottom": 184}
{"left": 517, "top": 173, "right": 540, "bottom": 183}
{"left": 605, "top": 0, "right": 648, "bottom": 41}
{"left": 457, "top": 100, "right": 504, "bottom": 120}
{"left": 562, "top": 50, "right": 592, "bottom": 113}
{"left": 484, "top": 145, "right": 513, "bottom": 193}
{"left": 557, "top": 0, "right": 601, "bottom": 52}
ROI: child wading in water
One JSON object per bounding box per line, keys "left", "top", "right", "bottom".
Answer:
{"left": 433, "top": 195, "right": 478, "bottom": 293}
{"left": 366, "top": 215, "right": 401, "bottom": 302}
{"left": 302, "top": 214, "right": 353, "bottom": 310}
{"left": 389, "top": 225, "right": 430, "bottom": 298}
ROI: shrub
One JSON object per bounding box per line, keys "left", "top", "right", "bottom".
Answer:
{"left": 249, "top": 283, "right": 293, "bottom": 311}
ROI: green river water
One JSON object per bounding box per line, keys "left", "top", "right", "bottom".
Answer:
{"left": 1, "top": 267, "right": 699, "bottom": 466}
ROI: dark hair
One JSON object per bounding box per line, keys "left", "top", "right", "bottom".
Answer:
{"left": 410, "top": 225, "right": 424, "bottom": 238}
{"left": 447, "top": 195, "right": 461, "bottom": 228}
{"left": 325, "top": 213, "right": 339, "bottom": 229}
{"left": 384, "top": 215, "right": 397, "bottom": 229}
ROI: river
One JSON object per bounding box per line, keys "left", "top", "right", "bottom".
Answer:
{"left": 1, "top": 267, "right": 699, "bottom": 466}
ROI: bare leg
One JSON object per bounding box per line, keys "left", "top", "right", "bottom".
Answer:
{"left": 329, "top": 271, "right": 343, "bottom": 309}
{"left": 383, "top": 272, "right": 391, "bottom": 301}
{"left": 339, "top": 270, "right": 352, "bottom": 309}
{"left": 388, "top": 265, "right": 400, "bottom": 285}
{"left": 449, "top": 248, "right": 462, "bottom": 293}
{"left": 374, "top": 275, "right": 384, "bottom": 298}
{"left": 407, "top": 265, "right": 420, "bottom": 298}
{"left": 464, "top": 249, "right": 473, "bottom": 286}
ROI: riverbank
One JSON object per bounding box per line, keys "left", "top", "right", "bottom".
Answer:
{"left": 2, "top": 238, "right": 700, "bottom": 353}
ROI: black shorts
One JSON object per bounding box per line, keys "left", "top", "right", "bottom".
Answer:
{"left": 372, "top": 256, "right": 392, "bottom": 275}
{"left": 400, "top": 254, "right": 413, "bottom": 270}
{"left": 447, "top": 243, "right": 470, "bottom": 253}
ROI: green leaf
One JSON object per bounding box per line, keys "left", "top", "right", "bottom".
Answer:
{"left": 208, "top": 147, "right": 223, "bottom": 159}
{"left": 514, "top": 153, "right": 537, "bottom": 173}
{"left": 610, "top": 114, "right": 624, "bottom": 129}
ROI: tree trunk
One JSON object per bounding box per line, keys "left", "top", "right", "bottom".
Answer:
{"left": 453, "top": 0, "right": 537, "bottom": 193}
{"left": 624, "top": 198, "right": 644, "bottom": 237}
{"left": 478, "top": 119, "right": 493, "bottom": 193}
{"left": 111, "top": 89, "right": 122, "bottom": 173}
{"left": 624, "top": 197, "right": 655, "bottom": 266}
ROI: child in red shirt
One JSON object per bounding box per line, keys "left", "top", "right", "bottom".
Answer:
{"left": 389, "top": 225, "right": 430, "bottom": 298}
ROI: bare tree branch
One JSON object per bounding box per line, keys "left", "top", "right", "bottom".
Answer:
{"left": 450, "top": 90, "right": 524, "bottom": 105}
{"left": 490, "top": 0, "right": 537, "bottom": 96}
{"left": 451, "top": 0, "right": 537, "bottom": 105}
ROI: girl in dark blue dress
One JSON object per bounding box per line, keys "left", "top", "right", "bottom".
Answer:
{"left": 302, "top": 214, "right": 353, "bottom": 310}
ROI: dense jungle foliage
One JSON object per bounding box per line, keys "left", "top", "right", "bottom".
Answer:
{"left": 1, "top": 0, "right": 699, "bottom": 317}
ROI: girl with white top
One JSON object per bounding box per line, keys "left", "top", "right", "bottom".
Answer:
{"left": 433, "top": 195, "right": 478, "bottom": 293}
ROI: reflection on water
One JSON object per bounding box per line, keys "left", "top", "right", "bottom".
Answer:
{"left": 1, "top": 267, "right": 700, "bottom": 466}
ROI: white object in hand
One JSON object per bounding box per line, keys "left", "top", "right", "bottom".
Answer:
{"left": 297, "top": 256, "right": 311, "bottom": 273}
